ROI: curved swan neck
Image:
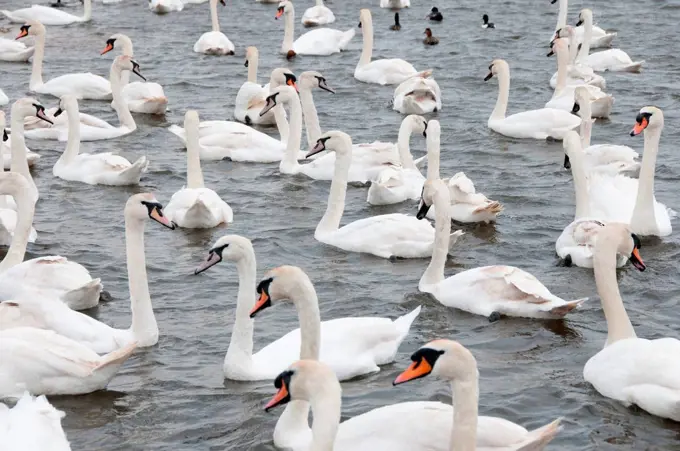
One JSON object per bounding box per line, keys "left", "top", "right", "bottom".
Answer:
{"left": 568, "top": 35, "right": 579, "bottom": 64}
{"left": 280, "top": 94, "right": 303, "bottom": 173}
{"left": 397, "top": 121, "right": 417, "bottom": 170}
{"left": 118, "top": 37, "right": 133, "bottom": 86}
{"left": 316, "top": 140, "right": 351, "bottom": 236}
{"left": 450, "top": 377, "right": 479, "bottom": 451}
{"left": 578, "top": 108, "right": 593, "bottom": 148}
{"left": 0, "top": 178, "right": 35, "bottom": 272}
{"left": 30, "top": 33, "right": 46, "bottom": 89}
{"left": 110, "top": 65, "right": 136, "bottom": 130}
{"left": 358, "top": 14, "right": 373, "bottom": 67}
{"left": 59, "top": 102, "right": 81, "bottom": 164}
{"left": 577, "top": 15, "right": 592, "bottom": 63}
{"left": 420, "top": 187, "right": 450, "bottom": 288}
{"left": 292, "top": 278, "right": 321, "bottom": 360}
{"left": 225, "top": 254, "right": 257, "bottom": 365}
{"left": 185, "top": 121, "right": 205, "bottom": 189}
{"left": 308, "top": 387, "right": 342, "bottom": 451}
{"left": 282, "top": 6, "right": 295, "bottom": 53}
{"left": 125, "top": 215, "right": 157, "bottom": 345}
{"left": 210, "top": 0, "right": 221, "bottom": 32}
{"left": 593, "top": 230, "right": 637, "bottom": 346}
{"left": 567, "top": 142, "right": 590, "bottom": 219}
{"left": 490, "top": 69, "right": 510, "bottom": 120}
{"left": 554, "top": 44, "right": 569, "bottom": 96}
{"left": 299, "top": 86, "right": 322, "bottom": 151}
{"left": 631, "top": 126, "right": 661, "bottom": 224}
{"left": 556, "top": 0, "right": 568, "bottom": 30}
{"left": 9, "top": 111, "right": 37, "bottom": 198}
{"left": 247, "top": 51, "right": 258, "bottom": 83}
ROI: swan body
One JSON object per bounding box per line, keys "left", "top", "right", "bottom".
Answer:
{"left": 0, "top": 327, "right": 137, "bottom": 397}
{"left": 575, "top": 9, "right": 643, "bottom": 73}
{"left": 380, "top": 0, "right": 410, "bottom": 8}
{"left": 52, "top": 95, "right": 149, "bottom": 186}
{"left": 234, "top": 47, "right": 276, "bottom": 125}
{"left": 301, "top": 0, "right": 335, "bottom": 26}
{"left": 0, "top": 392, "right": 71, "bottom": 451}
{"left": 1, "top": 0, "right": 91, "bottom": 25}
{"left": 277, "top": 1, "right": 354, "bottom": 57}
{"left": 355, "top": 9, "right": 418, "bottom": 85}
{"left": 310, "top": 131, "right": 463, "bottom": 259}
{"left": 486, "top": 59, "right": 580, "bottom": 140}
{"left": 418, "top": 179, "right": 584, "bottom": 319}
{"left": 552, "top": 0, "right": 615, "bottom": 48}
{"left": 101, "top": 34, "right": 168, "bottom": 115}
{"left": 0, "top": 193, "right": 175, "bottom": 353}
{"left": 393, "top": 70, "right": 442, "bottom": 114}
{"left": 149, "top": 0, "right": 183, "bottom": 14}
{"left": 583, "top": 223, "right": 680, "bottom": 421}
{"left": 193, "top": 0, "right": 234, "bottom": 55}
{"left": 0, "top": 89, "right": 7, "bottom": 106}
{"left": 165, "top": 111, "right": 233, "bottom": 228}
{"left": 0, "top": 37, "right": 34, "bottom": 62}
{"left": 1, "top": 111, "right": 40, "bottom": 171}
{"left": 550, "top": 26, "right": 606, "bottom": 89}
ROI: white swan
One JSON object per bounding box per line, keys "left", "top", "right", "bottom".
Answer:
{"left": 164, "top": 110, "right": 233, "bottom": 228}
{"left": 276, "top": 1, "right": 354, "bottom": 58}
{"left": 549, "top": 26, "right": 606, "bottom": 89}
{"left": 556, "top": 132, "right": 632, "bottom": 269}
{"left": 309, "top": 131, "right": 463, "bottom": 259}
{"left": 366, "top": 115, "right": 427, "bottom": 206}
{"left": 0, "top": 392, "right": 71, "bottom": 451}
{"left": 423, "top": 121, "right": 503, "bottom": 224}
{"left": 551, "top": 0, "right": 615, "bottom": 48}
{"left": 301, "top": 0, "right": 335, "bottom": 27}
{"left": 0, "top": 193, "right": 175, "bottom": 353}
{"left": 576, "top": 9, "right": 643, "bottom": 73}
{"left": 263, "top": 351, "right": 560, "bottom": 451}
{"left": 0, "top": 89, "right": 7, "bottom": 105}
{"left": 0, "top": 111, "right": 40, "bottom": 171}
{"left": 380, "top": 0, "right": 410, "bottom": 8}
{"left": 25, "top": 55, "right": 143, "bottom": 141}
{"left": 571, "top": 86, "right": 639, "bottom": 175}
{"left": 16, "top": 21, "right": 111, "bottom": 100}
{"left": 100, "top": 34, "right": 168, "bottom": 115}
{"left": 1, "top": 0, "right": 91, "bottom": 25}
{"left": 0, "top": 327, "right": 136, "bottom": 397}
{"left": 168, "top": 68, "right": 297, "bottom": 161}
{"left": 193, "top": 0, "right": 234, "bottom": 55}
{"left": 585, "top": 223, "right": 680, "bottom": 421}
{"left": 148, "top": 0, "right": 183, "bottom": 14}
{"left": 0, "top": 37, "right": 34, "bottom": 62}
{"left": 485, "top": 59, "right": 581, "bottom": 140}
{"left": 234, "top": 46, "right": 277, "bottom": 126}
{"left": 545, "top": 38, "right": 613, "bottom": 119}
{"left": 418, "top": 179, "right": 585, "bottom": 320}
{"left": 392, "top": 70, "right": 442, "bottom": 114}
{"left": 52, "top": 95, "right": 149, "bottom": 186}
{"left": 355, "top": 9, "right": 418, "bottom": 85}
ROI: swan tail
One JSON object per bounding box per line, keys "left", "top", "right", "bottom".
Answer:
{"left": 623, "top": 61, "right": 644, "bottom": 73}
{"left": 143, "top": 96, "right": 168, "bottom": 105}
{"left": 447, "top": 230, "right": 465, "bottom": 251}
{"left": 338, "top": 28, "right": 356, "bottom": 49}
{"left": 118, "top": 156, "right": 149, "bottom": 183}
{"left": 62, "top": 278, "right": 103, "bottom": 311}
{"left": 4, "top": 46, "right": 35, "bottom": 62}
{"left": 94, "top": 342, "right": 137, "bottom": 372}
{"left": 548, "top": 297, "right": 587, "bottom": 316}
{"left": 515, "top": 418, "right": 563, "bottom": 451}
{"left": 473, "top": 200, "right": 503, "bottom": 215}
{"left": 168, "top": 125, "right": 187, "bottom": 146}
{"left": 393, "top": 306, "right": 422, "bottom": 340}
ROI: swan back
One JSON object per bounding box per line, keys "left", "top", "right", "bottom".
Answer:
{"left": 1, "top": 392, "right": 71, "bottom": 451}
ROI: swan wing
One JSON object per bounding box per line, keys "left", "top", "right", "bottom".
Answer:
{"left": 38, "top": 73, "right": 111, "bottom": 100}
{"left": 356, "top": 59, "right": 417, "bottom": 85}
{"left": 193, "top": 31, "right": 234, "bottom": 54}
{"left": 2, "top": 5, "right": 80, "bottom": 25}
{"left": 0, "top": 256, "right": 95, "bottom": 297}
{"left": 293, "top": 28, "right": 354, "bottom": 55}
{"left": 301, "top": 5, "right": 335, "bottom": 25}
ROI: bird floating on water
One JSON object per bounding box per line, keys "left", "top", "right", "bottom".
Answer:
{"left": 423, "top": 28, "right": 439, "bottom": 45}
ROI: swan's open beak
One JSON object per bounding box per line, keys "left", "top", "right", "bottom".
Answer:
{"left": 416, "top": 201, "right": 431, "bottom": 220}
{"left": 306, "top": 137, "right": 328, "bottom": 158}
{"left": 149, "top": 206, "right": 175, "bottom": 229}
{"left": 249, "top": 290, "right": 272, "bottom": 317}
{"left": 631, "top": 248, "right": 646, "bottom": 271}
{"left": 484, "top": 72, "right": 493, "bottom": 81}
{"left": 15, "top": 27, "right": 28, "bottom": 40}
{"left": 275, "top": 7, "right": 284, "bottom": 19}
{"left": 630, "top": 117, "right": 648, "bottom": 136}
{"left": 101, "top": 43, "right": 114, "bottom": 55}
{"left": 35, "top": 106, "right": 53, "bottom": 125}
{"left": 264, "top": 381, "right": 291, "bottom": 411}
{"left": 194, "top": 251, "right": 221, "bottom": 275}
{"left": 393, "top": 358, "right": 433, "bottom": 385}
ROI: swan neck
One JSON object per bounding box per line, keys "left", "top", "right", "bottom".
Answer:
{"left": 568, "top": 36, "right": 579, "bottom": 64}
{"left": 316, "top": 143, "right": 350, "bottom": 236}
{"left": 358, "top": 16, "right": 373, "bottom": 67}
{"left": 556, "top": 0, "right": 568, "bottom": 30}
{"left": 210, "top": 0, "right": 220, "bottom": 32}
{"left": 449, "top": 378, "right": 479, "bottom": 451}
{"left": 282, "top": 8, "right": 295, "bottom": 53}
{"left": 632, "top": 127, "right": 660, "bottom": 223}
{"left": 225, "top": 255, "right": 256, "bottom": 366}
{"left": 315, "top": 0, "right": 324, "bottom": 6}
{"left": 420, "top": 189, "right": 450, "bottom": 288}
{"left": 308, "top": 388, "right": 341, "bottom": 451}
{"left": 186, "top": 121, "right": 205, "bottom": 189}
{"left": 119, "top": 38, "right": 133, "bottom": 86}
{"left": 568, "top": 145, "right": 590, "bottom": 219}
{"left": 593, "top": 233, "right": 637, "bottom": 346}
{"left": 274, "top": 103, "right": 289, "bottom": 144}
{"left": 577, "top": 17, "right": 592, "bottom": 62}
{"left": 30, "top": 33, "right": 46, "bottom": 89}
{"left": 579, "top": 111, "right": 593, "bottom": 148}
{"left": 110, "top": 66, "right": 136, "bottom": 130}
{"left": 60, "top": 103, "right": 81, "bottom": 163}
{"left": 9, "top": 113, "right": 37, "bottom": 197}
{"left": 125, "top": 215, "right": 157, "bottom": 345}
{"left": 426, "top": 138, "right": 441, "bottom": 181}
{"left": 280, "top": 94, "right": 302, "bottom": 173}
{"left": 491, "top": 70, "right": 509, "bottom": 120}
{"left": 247, "top": 53, "right": 258, "bottom": 83}
{"left": 299, "top": 86, "right": 322, "bottom": 151}
{"left": 0, "top": 178, "right": 35, "bottom": 272}
{"left": 554, "top": 46, "right": 568, "bottom": 95}
{"left": 82, "top": 0, "right": 92, "bottom": 21}
{"left": 397, "top": 121, "right": 417, "bottom": 170}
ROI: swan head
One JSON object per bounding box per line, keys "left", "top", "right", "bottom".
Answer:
{"left": 417, "top": 179, "right": 448, "bottom": 219}
{"left": 249, "top": 265, "right": 313, "bottom": 317}
{"left": 54, "top": 95, "right": 78, "bottom": 118}
{"left": 358, "top": 8, "right": 371, "bottom": 28}
{"left": 126, "top": 193, "right": 175, "bottom": 229}
{"left": 276, "top": 1, "right": 292, "bottom": 19}
{"left": 484, "top": 59, "right": 508, "bottom": 82}
{"left": 101, "top": 33, "right": 132, "bottom": 55}
{"left": 244, "top": 46, "right": 258, "bottom": 67}
{"left": 270, "top": 68, "right": 298, "bottom": 91}
{"left": 264, "top": 360, "right": 339, "bottom": 411}
{"left": 300, "top": 71, "right": 334, "bottom": 93}
{"left": 425, "top": 119, "right": 440, "bottom": 148}
{"left": 12, "top": 97, "right": 52, "bottom": 125}
{"left": 547, "top": 37, "right": 567, "bottom": 57}
{"left": 575, "top": 8, "right": 592, "bottom": 27}
{"left": 393, "top": 339, "right": 478, "bottom": 386}
{"left": 571, "top": 86, "right": 591, "bottom": 116}
{"left": 113, "top": 55, "right": 146, "bottom": 81}
{"left": 259, "top": 85, "right": 297, "bottom": 117}
{"left": 631, "top": 106, "right": 663, "bottom": 136}
{"left": 16, "top": 20, "right": 45, "bottom": 40}
{"left": 194, "top": 235, "right": 254, "bottom": 275}
{"left": 403, "top": 114, "right": 428, "bottom": 137}
{"left": 562, "top": 131, "right": 582, "bottom": 169}
{"left": 184, "top": 109, "right": 200, "bottom": 129}
{"left": 306, "top": 130, "right": 352, "bottom": 158}
{"left": 596, "top": 224, "right": 645, "bottom": 271}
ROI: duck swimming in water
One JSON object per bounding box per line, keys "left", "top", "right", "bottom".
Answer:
{"left": 482, "top": 14, "right": 495, "bottom": 28}
{"left": 423, "top": 27, "right": 439, "bottom": 45}
{"left": 427, "top": 7, "right": 443, "bottom": 21}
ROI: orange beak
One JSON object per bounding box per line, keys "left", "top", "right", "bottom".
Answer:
{"left": 264, "top": 381, "right": 289, "bottom": 411}
{"left": 275, "top": 8, "right": 284, "bottom": 18}
{"left": 149, "top": 207, "right": 175, "bottom": 229}
{"left": 632, "top": 248, "right": 644, "bottom": 264}
{"left": 101, "top": 43, "right": 114, "bottom": 55}
{"left": 393, "top": 358, "right": 433, "bottom": 385}
{"left": 16, "top": 29, "right": 28, "bottom": 40}
{"left": 631, "top": 117, "right": 648, "bottom": 136}
{"left": 249, "top": 290, "right": 270, "bottom": 317}
{"left": 286, "top": 78, "right": 299, "bottom": 93}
